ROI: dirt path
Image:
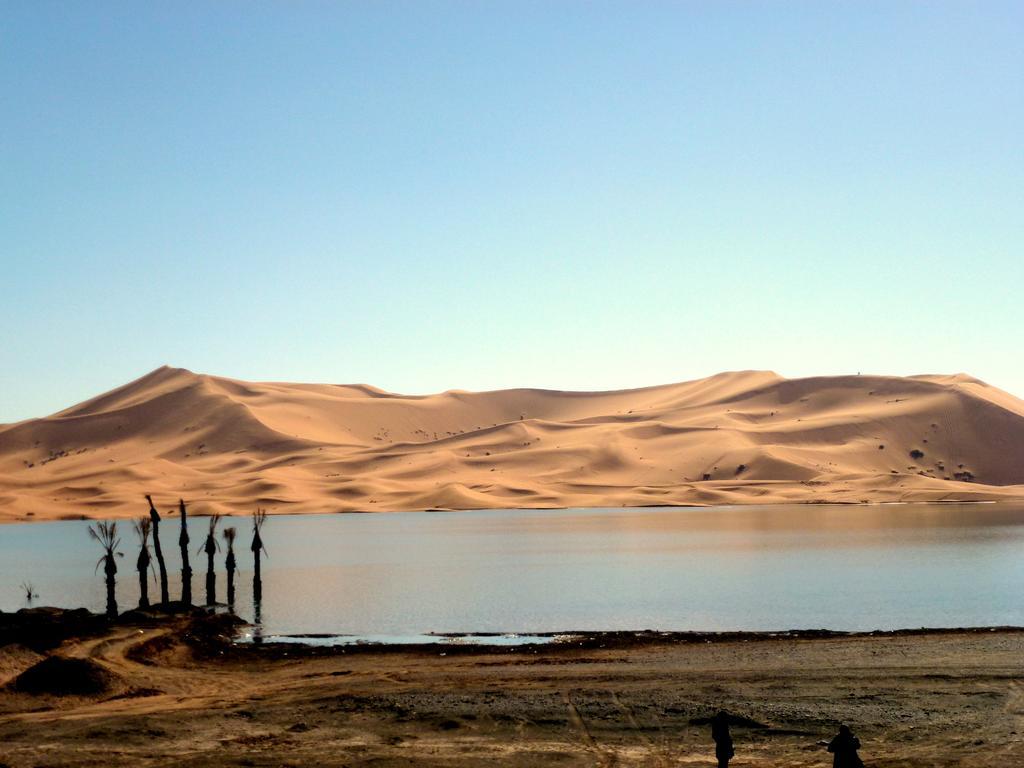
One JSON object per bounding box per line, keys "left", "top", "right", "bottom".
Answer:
{"left": 1, "top": 629, "right": 1023, "bottom": 766}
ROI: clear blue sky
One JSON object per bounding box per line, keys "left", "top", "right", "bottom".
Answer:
{"left": 2, "top": 1, "right": 1022, "bottom": 423}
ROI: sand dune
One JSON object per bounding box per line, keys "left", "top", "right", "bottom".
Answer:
{"left": 1, "top": 366, "right": 1022, "bottom": 522}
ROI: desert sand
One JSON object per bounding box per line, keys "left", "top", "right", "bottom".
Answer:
{"left": 1, "top": 366, "right": 1023, "bottom": 522}
{"left": 1, "top": 618, "right": 1022, "bottom": 767}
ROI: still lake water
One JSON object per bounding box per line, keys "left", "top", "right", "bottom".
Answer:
{"left": 2, "top": 504, "right": 1023, "bottom": 638}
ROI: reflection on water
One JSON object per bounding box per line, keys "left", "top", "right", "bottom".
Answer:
{"left": 236, "top": 631, "right": 577, "bottom": 647}
{"left": 1, "top": 503, "right": 1023, "bottom": 636}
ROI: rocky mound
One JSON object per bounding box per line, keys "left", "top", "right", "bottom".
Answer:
{"left": 0, "top": 644, "right": 44, "bottom": 687}
{"left": 10, "top": 655, "right": 119, "bottom": 696}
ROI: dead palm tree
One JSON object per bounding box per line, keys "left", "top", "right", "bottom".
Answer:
{"left": 146, "top": 494, "right": 170, "bottom": 605}
{"left": 133, "top": 517, "right": 155, "bottom": 609}
{"left": 178, "top": 499, "right": 192, "bottom": 605}
{"left": 223, "top": 526, "right": 237, "bottom": 608}
{"left": 88, "top": 521, "right": 122, "bottom": 618}
{"left": 199, "top": 514, "right": 222, "bottom": 605}
{"left": 251, "top": 509, "right": 268, "bottom": 605}
{"left": 20, "top": 582, "right": 37, "bottom": 604}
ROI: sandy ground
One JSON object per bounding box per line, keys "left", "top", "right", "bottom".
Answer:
{"left": 1, "top": 366, "right": 1023, "bottom": 522}
{"left": 1, "top": 625, "right": 1022, "bottom": 767}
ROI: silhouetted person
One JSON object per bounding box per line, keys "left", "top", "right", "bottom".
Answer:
{"left": 711, "top": 710, "right": 734, "bottom": 768}
{"left": 827, "top": 724, "right": 863, "bottom": 768}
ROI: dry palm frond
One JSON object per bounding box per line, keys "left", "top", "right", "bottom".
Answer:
{"left": 251, "top": 508, "right": 268, "bottom": 556}
{"left": 133, "top": 517, "right": 156, "bottom": 580}
{"left": 198, "top": 514, "right": 223, "bottom": 555}
{"left": 89, "top": 520, "right": 118, "bottom": 549}
{"left": 133, "top": 517, "right": 152, "bottom": 544}
{"left": 88, "top": 520, "right": 122, "bottom": 573}
{"left": 223, "top": 525, "right": 238, "bottom": 579}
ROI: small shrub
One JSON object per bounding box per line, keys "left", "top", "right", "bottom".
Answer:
{"left": 909, "top": 449, "right": 925, "bottom": 460}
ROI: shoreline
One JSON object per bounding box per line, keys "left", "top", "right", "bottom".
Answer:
{"left": 5, "top": 606, "right": 1024, "bottom": 654}
{"left": 2, "top": 611, "right": 1022, "bottom": 766}
{"left": 2, "top": 496, "right": 1022, "bottom": 526}
{"left": 239, "top": 625, "right": 1024, "bottom": 658}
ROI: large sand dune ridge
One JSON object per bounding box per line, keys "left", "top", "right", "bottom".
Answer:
{"left": 1, "top": 366, "right": 1022, "bottom": 522}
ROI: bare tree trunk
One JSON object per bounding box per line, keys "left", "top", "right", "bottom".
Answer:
{"left": 226, "top": 551, "right": 236, "bottom": 608}
{"left": 205, "top": 548, "right": 216, "bottom": 605}
{"left": 253, "top": 551, "right": 262, "bottom": 605}
{"left": 152, "top": 522, "right": 169, "bottom": 604}
{"left": 147, "top": 496, "right": 169, "bottom": 605}
{"left": 179, "top": 500, "right": 192, "bottom": 605}
{"left": 104, "top": 556, "right": 118, "bottom": 618}
{"left": 138, "top": 566, "right": 149, "bottom": 608}
{"left": 251, "top": 511, "right": 266, "bottom": 622}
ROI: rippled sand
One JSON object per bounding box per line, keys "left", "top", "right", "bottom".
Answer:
{"left": 2, "top": 365, "right": 1024, "bottom": 522}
